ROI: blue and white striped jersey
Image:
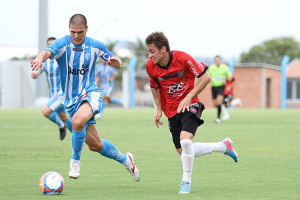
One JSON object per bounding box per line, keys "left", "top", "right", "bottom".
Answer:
{"left": 37, "top": 58, "right": 63, "bottom": 98}
{"left": 96, "top": 63, "right": 119, "bottom": 89}
{"left": 45, "top": 35, "right": 113, "bottom": 108}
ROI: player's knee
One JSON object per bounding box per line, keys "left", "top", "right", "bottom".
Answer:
{"left": 42, "top": 108, "right": 51, "bottom": 118}
{"left": 59, "top": 113, "right": 68, "bottom": 121}
{"left": 180, "top": 139, "right": 193, "bottom": 154}
{"left": 72, "top": 118, "right": 85, "bottom": 131}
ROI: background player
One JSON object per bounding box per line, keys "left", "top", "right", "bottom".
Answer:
{"left": 145, "top": 32, "right": 238, "bottom": 194}
{"left": 31, "top": 37, "right": 72, "bottom": 140}
{"left": 95, "top": 59, "right": 122, "bottom": 119}
{"left": 208, "top": 56, "right": 232, "bottom": 123}
{"left": 30, "top": 14, "right": 140, "bottom": 182}
{"left": 222, "top": 74, "right": 243, "bottom": 120}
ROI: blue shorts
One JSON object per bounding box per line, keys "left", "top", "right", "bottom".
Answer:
{"left": 47, "top": 93, "right": 67, "bottom": 115}
{"left": 66, "top": 92, "right": 103, "bottom": 126}
{"left": 101, "top": 85, "right": 113, "bottom": 96}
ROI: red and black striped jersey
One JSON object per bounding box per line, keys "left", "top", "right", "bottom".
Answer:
{"left": 146, "top": 50, "right": 207, "bottom": 118}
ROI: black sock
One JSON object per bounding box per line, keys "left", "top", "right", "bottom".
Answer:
{"left": 217, "top": 106, "right": 221, "bottom": 119}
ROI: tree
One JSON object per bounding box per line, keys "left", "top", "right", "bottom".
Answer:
{"left": 240, "top": 37, "right": 300, "bottom": 65}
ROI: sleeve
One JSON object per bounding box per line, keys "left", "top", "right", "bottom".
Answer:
{"left": 146, "top": 62, "right": 160, "bottom": 89}
{"left": 45, "top": 36, "right": 68, "bottom": 59}
{"left": 94, "top": 40, "right": 114, "bottom": 61}
{"left": 184, "top": 53, "right": 208, "bottom": 78}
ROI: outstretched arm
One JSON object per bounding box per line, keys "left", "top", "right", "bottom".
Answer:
{"left": 107, "top": 56, "right": 122, "bottom": 69}
{"left": 151, "top": 87, "right": 163, "bottom": 128}
{"left": 30, "top": 50, "right": 53, "bottom": 71}
{"left": 177, "top": 71, "right": 211, "bottom": 113}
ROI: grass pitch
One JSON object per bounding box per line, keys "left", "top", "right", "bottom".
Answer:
{"left": 0, "top": 108, "right": 299, "bottom": 200}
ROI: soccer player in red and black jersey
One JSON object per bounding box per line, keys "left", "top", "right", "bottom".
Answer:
{"left": 222, "top": 75, "right": 243, "bottom": 120}
{"left": 145, "top": 32, "right": 239, "bottom": 194}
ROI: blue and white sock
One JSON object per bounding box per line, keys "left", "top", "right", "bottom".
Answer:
{"left": 71, "top": 126, "right": 87, "bottom": 161}
{"left": 65, "top": 118, "right": 73, "bottom": 132}
{"left": 99, "top": 139, "right": 128, "bottom": 167}
{"left": 112, "top": 97, "right": 122, "bottom": 104}
{"left": 48, "top": 112, "right": 64, "bottom": 127}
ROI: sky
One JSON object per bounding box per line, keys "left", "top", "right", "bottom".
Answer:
{"left": 0, "top": 0, "right": 299, "bottom": 62}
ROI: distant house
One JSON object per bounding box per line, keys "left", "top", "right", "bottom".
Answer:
{"left": 286, "top": 59, "right": 300, "bottom": 107}
{"left": 198, "top": 63, "right": 281, "bottom": 108}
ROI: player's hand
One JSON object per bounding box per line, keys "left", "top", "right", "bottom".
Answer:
{"left": 107, "top": 56, "right": 122, "bottom": 69}
{"left": 30, "top": 59, "right": 44, "bottom": 71}
{"left": 154, "top": 111, "right": 163, "bottom": 128}
{"left": 177, "top": 97, "right": 192, "bottom": 113}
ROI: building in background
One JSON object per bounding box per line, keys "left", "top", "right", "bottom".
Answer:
{"left": 286, "top": 59, "right": 300, "bottom": 107}
{"left": 198, "top": 63, "right": 282, "bottom": 108}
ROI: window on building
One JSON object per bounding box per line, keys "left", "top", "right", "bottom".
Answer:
{"left": 297, "top": 81, "right": 300, "bottom": 99}
{"left": 287, "top": 81, "right": 292, "bottom": 99}
{"left": 288, "top": 79, "right": 300, "bottom": 101}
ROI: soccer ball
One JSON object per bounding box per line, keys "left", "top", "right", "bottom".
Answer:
{"left": 39, "top": 171, "right": 65, "bottom": 195}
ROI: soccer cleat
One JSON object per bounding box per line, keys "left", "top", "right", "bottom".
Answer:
{"left": 59, "top": 123, "right": 67, "bottom": 140}
{"left": 222, "top": 138, "right": 238, "bottom": 162}
{"left": 215, "top": 118, "right": 221, "bottom": 123}
{"left": 69, "top": 163, "right": 80, "bottom": 179}
{"left": 178, "top": 181, "right": 191, "bottom": 194}
{"left": 125, "top": 152, "right": 140, "bottom": 182}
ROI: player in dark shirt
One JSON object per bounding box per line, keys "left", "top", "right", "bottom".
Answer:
{"left": 146, "top": 32, "right": 239, "bottom": 194}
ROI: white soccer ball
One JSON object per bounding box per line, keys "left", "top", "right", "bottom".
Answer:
{"left": 39, "top": 171, "right": 65, "bottom": 195}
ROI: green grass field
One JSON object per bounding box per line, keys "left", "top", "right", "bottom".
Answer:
{"left": 0, "top": 108, "right": 299, "bottom": 200}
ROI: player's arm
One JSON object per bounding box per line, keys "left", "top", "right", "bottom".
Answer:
{"left": 30, "top": 50, "right": 52, "bottom": 71}
{"left": 96, "top": 40, "right": 122, "bottom": 69}
{"left": 177, "top": 71, "right": 211, "bottom": 113}
{"left": 109, "top": 73, "right": 119, "bottom": 81}
{"left": 151, "top": 87, "right": 163, "bottom": 128}
{"left": 107, "top": 56, "right": 122, "bottom": 69}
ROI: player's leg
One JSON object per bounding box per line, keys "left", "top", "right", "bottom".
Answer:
{"left": 222, "top": 95, "right": 230, "bottom": 120}
{"left": 112, "top": 97, "right": 122, "bottom": 104}
{"left": 178, "top": 131, "right": 194, "bottom": 194}
{"left": 43, "top": 105, "right": 64, "bottom": 128}
{"left": 231, "top": 98, "right": 243, "bottom": 107}
{"left": 58, "top": 107, "right": 73, "bottom": 132}
{"left": 193, "top": 139, "right": 238, "bottom": 162}
{"left": 215, "top": 94, "right": 224, "bottom": 121}
{"left": 212, "top": 87, "right": 221, "bottom": 123}
{"left": 69, "top": 101, "right": 93, "bottom": 178}
{"left": 85, "top": 124, "right": 140, "bottom": 181}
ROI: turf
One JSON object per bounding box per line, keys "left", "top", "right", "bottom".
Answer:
{"left": 0, "top": 108, "right": 299, "bottom": 200}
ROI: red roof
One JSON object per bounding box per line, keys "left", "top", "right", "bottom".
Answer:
{"left": 287, "top": 60, "right": 300, "bottom": 78}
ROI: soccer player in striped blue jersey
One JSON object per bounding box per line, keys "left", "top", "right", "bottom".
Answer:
{"left": 31, "top": 37, "right": 72, "bottom": 140}
{"left": 95, "top": 60, "right": 122, "bottom": 119}
{"left": 30, "top": 14, "right": 140, "bottom": 182}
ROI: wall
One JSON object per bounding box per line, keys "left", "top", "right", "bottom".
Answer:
{"left": 198, "top": 64, "right": 281, "bottom": 108}
{"left": 265, "top": 68, "right": 281, "bottom": 108}
{"left": 0, "top": 61, "right": 36, "bottom": 108}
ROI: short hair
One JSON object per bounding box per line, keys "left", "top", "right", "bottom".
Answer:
{"left": 145, "top": 32, "right": 170, "bottom": 52}
{"left": 69, "top": 14, "right": 87, "bottom": 27}
{"left": 214, "top": 55, "right": 222, "bottom": 60}
{"left": 47, "top": 37, "right": 56, "bottom": 42}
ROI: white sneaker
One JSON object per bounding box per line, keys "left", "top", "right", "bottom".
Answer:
{"left": 69, "top": 163, "right": 80, "bottom": 179}
{"left": 215, "top": 118, "right": 221, "bottom": 123}
{"left": 125, "top": 152, "right": 140, "bottom": 182}
{"left": 222, "top": 114, "right": 230, "bottom": 120}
